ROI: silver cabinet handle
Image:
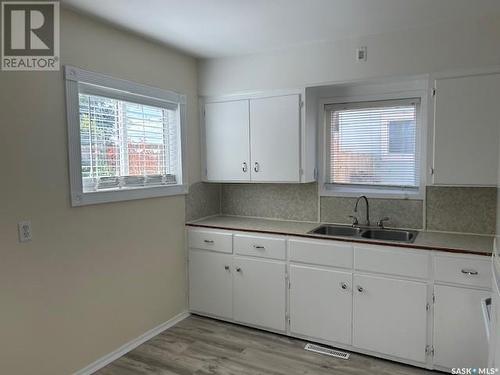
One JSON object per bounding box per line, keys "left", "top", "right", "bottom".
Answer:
{"left": 236, "top": 267, "right": 242, "bottom": 272}
{"left": 254, "top": 162, "right": 260, "bottom": 172}
{"left": 253, "top": 245, "right": 265, "bottom": 250}
{"left": 357, "top": 286, "right": 364, "bottom": 293}
{"left": 242, "top": 162, "right": 248, "bottom": 173}
{"left": 204, "top": 239, "right": 214, "bottom": 244}
{"left": 224, "top": 265, "right": 230, "bottom": 271}
{"left": 340, "top": 282, "right": 348, "bottom": 290}
{"left": 461, "top": 269, "right": 478, "bottom": 276}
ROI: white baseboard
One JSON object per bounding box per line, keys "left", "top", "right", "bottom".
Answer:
{"left": 74, "top": 311, "right": 190, "bottom": 375}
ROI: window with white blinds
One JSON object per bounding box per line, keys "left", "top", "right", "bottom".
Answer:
{"left": 326, "top": 99, "right": 420, "bottom": 190}
{"left": 65, "top": 66, "right": 186, "bottom": 206}
{"left": 78, "top": 92, "right": 179, "bottom": 193}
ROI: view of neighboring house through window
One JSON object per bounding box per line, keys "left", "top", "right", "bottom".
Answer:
{"left": 78, "top": 93, "right": 179, "bottom": 192}
{"left": 327, "top": 99, "right": 420, "bottom": 192}
{"left": 388, "top": 120, "right": 415, "bottom": 154}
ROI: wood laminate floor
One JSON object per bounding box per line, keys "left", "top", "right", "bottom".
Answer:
{"left": 96, "top": 315, "right": 439, "bottom": 375}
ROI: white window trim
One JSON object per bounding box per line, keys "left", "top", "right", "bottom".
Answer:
{"left": 318, "top": 88, "right": 428, "bottom": 199}
{"left": 65, "top": 65, "right": 188, "bottom": 206}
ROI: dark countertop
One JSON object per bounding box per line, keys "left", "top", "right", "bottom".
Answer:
{"left": 186, "top": 215, "right": 494, "bottom": 256}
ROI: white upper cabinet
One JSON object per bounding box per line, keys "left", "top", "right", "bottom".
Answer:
{"left": 204, "top": 100, "right": 250, "bottom": 181}
{"left": 250, "top": 95, "right": 300, "bottom": 182}
{"left": 432, "top": 72, "right": 500, "bottom": 186}
{"left": 203, "top": 92, "right": 315, "bottom": 183}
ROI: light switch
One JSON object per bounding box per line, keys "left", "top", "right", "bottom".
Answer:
{"left": 18, "top": 221, "right": 32, "bottom": 243}
{"left": 356, "top": 46, "right": 367, "bottom": 62}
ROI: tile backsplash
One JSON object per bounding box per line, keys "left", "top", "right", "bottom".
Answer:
{"left": 186, "top": 182, "right": 497, "bottom": 235}
{"left": 185, "top": 182, "right": 221, "bottom": 222}
{"left": 320, "top": 196, "right": 424, "bottom": 229}
{"left": 221, "top": 183, "right": 318, "bottom": 222}
{"left": 426, "top": 186, "right": 497, "bottom": 234}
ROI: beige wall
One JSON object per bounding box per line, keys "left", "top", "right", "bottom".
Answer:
{"left": 198, "top": 13, "right": 500, "bottom": 95}
{"left": 0, "top": 9, "right": 198, "bottom": 375}
{"left": 497, "top": 130, "right": 500, "bottom": 237}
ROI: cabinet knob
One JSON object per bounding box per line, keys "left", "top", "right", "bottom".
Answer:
{"left": 236, "top": 267, "right": 242, "bottom": 272}
{"left": 242, "top": 162, "right": 248, "bottom": 173}
{"left": 253, "top": 245, "right": 265, "bottom": 250}
{"left": 224, "top": 265, "right": 230, "bottom": 271}
{"left": 204, "top": 239, "right": 214, "bottom": 244}
{"left": 254, "top": 162, "right": 260, "bottom": 172}
{"left": 357, "top": 286, "right": 364, "bottom": 293}
{"left": 340, "top": 282, "right": 348, "bottom": 290}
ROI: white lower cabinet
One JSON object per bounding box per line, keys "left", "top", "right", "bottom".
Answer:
{"left": 289, "top": 265, "right": 352, "bottom": 345}
{"left": 188, "top": 249, "right": 233, "bottom": 319}
{"left": 352, "top": 274, "right": 428, "bottom": 363}
{"left": 433, "top": 285, "right": 490, "bottom": 370}
{"left": 187, "top": 228, "right": 491, "bottom": 371}
{"left": 233, "top": 257, "right": 286, "bottom": 332}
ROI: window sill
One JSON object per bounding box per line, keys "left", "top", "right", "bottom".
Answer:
{"left": 320, "top": 184, "right": 423, "bottom": 200}
{"left": 71, "top": 184, "right": 188, "bottom": 207}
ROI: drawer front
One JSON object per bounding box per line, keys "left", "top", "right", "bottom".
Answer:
{"left": 187, "top": 229, "right": 233, "bottom": 253}
{"left": 434, "top": 255, "right": 491, "bottom": 288}
{"left": 354, "top": 245, "right": 429, "bottom": 279}
{"left": 289, "top": 238, "right": 353, "bottom": 268}
{"left": 234, "top": 234, "right": 286, "bottom": 260}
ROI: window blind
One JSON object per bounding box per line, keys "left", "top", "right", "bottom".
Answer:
{"left": 326, "top": 99, "right": 419, "bottom": 189}
{"left": 78, "top": 92, "right": 179, "bottom": 192}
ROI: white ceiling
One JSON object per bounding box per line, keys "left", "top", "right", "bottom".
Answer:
{"left": 62, "top": 0, "right": 500, "bottom": 59}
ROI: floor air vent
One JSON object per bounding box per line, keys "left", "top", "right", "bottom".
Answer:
{"left": 304, "top": 343, "right": 350, "bottom": 360}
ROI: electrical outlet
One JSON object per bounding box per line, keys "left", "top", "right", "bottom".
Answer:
{"left": 18, "top": 221, "right": 32, "bottom": 243}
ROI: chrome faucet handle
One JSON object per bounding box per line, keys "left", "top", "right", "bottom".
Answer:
{"left": 377, "top": 217, "right": 390, "bottom": 228}
{"left": 348, "top": 215, "right": 359, "bottom": 227}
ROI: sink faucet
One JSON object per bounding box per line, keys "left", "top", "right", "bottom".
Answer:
{"left": 377, "top": 217, "right": 390, "bottom": 228}
{"left": 354, "top": 195, "right": 370, "bottom": 226}
{"left": 348, "top": 215, "right": 359, "bottom": 227}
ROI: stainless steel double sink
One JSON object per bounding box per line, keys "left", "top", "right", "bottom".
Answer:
{"left": 308, "top": 224, "right": 418, "bottom": 243}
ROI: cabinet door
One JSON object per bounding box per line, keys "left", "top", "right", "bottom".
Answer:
{"left": 290, "top": 265, "right": 352, "bottom": 345}
{"left": 204, "top": 100, "right": 250, "bottom": 181}
{"left": 353, "top": 274, "right": 427, "bottom": 363}
{"left": 433, "top": 285, "right": 490, "bottom": 369}
{"left": 492, "top": 284, "right": 500, "bottom": 368}
{"left": 188, "top": 249, "right": 233, "bottom": 319}
{"left": 249, "top": 95, "right": 300, "bottom": 182}
{"left": 233, "top": 257, "right": 286, "bottom": 331}
{"left": 433, "top": 74, "right": 500, "bottom": 185}
{"left": 488, "top": 279, "right": 500, "bottom": 367}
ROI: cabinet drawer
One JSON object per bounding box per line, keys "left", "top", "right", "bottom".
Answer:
{"left": 354, "top": 245, "right": 429, "bottom": 279}
{"left": 434, "top": 255, "right": 491, "bottom": 288}
{"left": 187, "top": 229, "right": 233, "bottom": 253}
{"left": 289, "top": 238, "right": 353, "bottom": 268}
{"left": 234, "top": 234, "right": 286, "bottom": 260}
